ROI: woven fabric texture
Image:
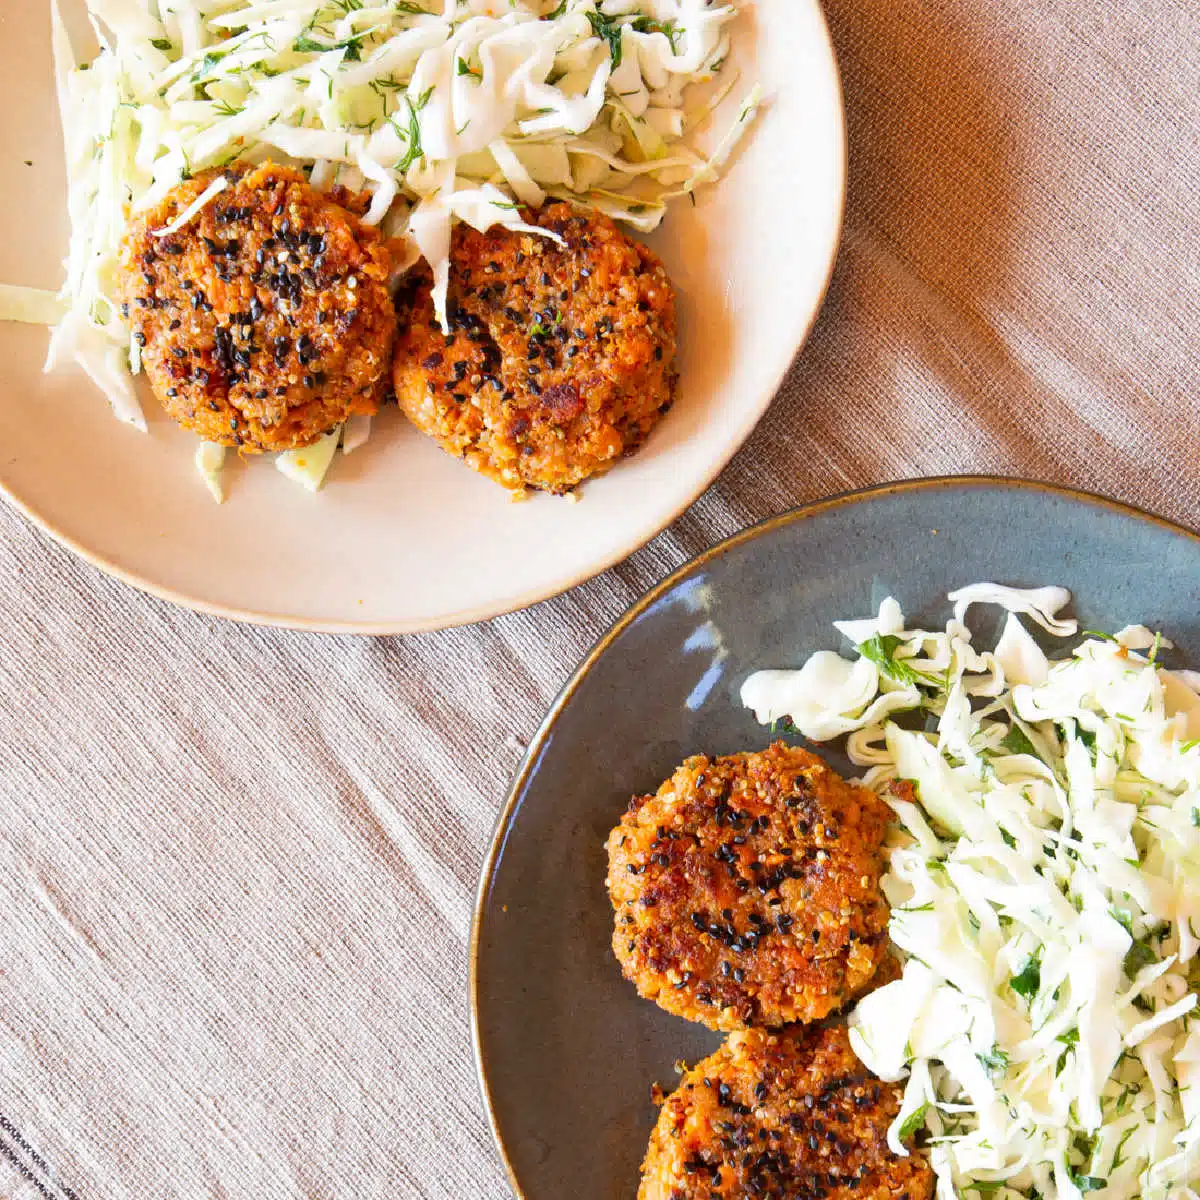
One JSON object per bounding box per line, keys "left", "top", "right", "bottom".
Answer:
{"left": 1, "top": 0, "right": 1198, "bottom": 1197}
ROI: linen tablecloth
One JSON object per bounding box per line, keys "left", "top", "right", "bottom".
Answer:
{"left": 2, "top": 0, "right": 1198, "bottom": 1196}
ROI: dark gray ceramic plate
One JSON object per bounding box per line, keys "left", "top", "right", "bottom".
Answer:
{"left": 469, "top": 476, "right": 1199, "bottom": 1200}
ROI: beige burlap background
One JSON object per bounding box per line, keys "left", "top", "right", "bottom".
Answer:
{"left": 2, "top": 0, "right": 1198, "bottom": 1197}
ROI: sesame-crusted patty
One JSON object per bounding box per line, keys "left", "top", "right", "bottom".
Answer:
{"left": 117, "top": 161, "right": 395, "bottom": 452}
{"left": 605, "top": 743, "right": 893, "bottom": 1031}
{"left": 391, "top": 202, "right": 677, "bottom": 495}
{"left": 638, "top": 1024, "right": 934, "bottom": 1200}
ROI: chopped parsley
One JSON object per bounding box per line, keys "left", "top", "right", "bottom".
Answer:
{"left": 1010, "top": 956, "right": 1041, "bottom": 999}
{"left": 293, "top": 28, "right": 377, "bottom": 60}
{"left": 1123, "top": 936, "right": 1157, "bottom": 978}
{"left": 897, "top": 1102, "right": 929, "bottom": 1143}
{"left": 1001, "top": 726, "right": 1039, "bottom": 758}
{"left": 631, "top": 15, "right": 680, "bottom": 52}
{"left": 978, "top": 1047, "right": 1010, "bottom": 1076}
{"left": 857, "top": 634, "right": 937, "bottom": 688}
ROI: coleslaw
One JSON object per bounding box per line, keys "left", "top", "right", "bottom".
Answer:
{"left": 742, "top": 584, "right": 1200, "bottom": 1200}
{"left": 5, "top": 0, "right": 758, "bottom": 497}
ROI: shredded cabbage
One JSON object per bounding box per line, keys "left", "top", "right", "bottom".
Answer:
{"left": 0, "top": 284, "right": 66, "bottom": 327}
{"left": 194, "top": 440, "right": 227, "bottom": 501}
{"left": 33, "top": 0, "right": 755, "bottom": 496}
{"left": 742, "top": 585, "right": 1200, "bottom": 1200}
{"left": 275, "top": 425, "right": 341, "bottom": 490}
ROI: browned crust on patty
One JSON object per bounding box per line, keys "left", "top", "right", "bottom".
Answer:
{"left": 392, "top": 201, "right": 677, "bottom": 494}
{"left": 118, "top": 161, "right": 395, "bottom": 452}
{"left": 638, "top": 1024, "right": 934, "bottom": 1200}
{"left": 606, "top": 743, "right": 893, "bottom": 1031}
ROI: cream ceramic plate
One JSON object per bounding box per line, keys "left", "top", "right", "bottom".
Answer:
{"left": 0, "top": 2, "right": 844, "bottom": 633}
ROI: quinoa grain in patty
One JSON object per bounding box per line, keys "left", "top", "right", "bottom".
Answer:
{"left": 605, "top": 743, "right": 893, "bottom": 1031}
{"left": 117, "top": 161, "right": 395, "bottom": 453}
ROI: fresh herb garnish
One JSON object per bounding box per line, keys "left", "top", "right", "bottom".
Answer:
{"left": 631, "top": 15, "right": 679, "bottom": 51}
{"left": 192, "top": 50, "right": 227, "bottom": 80}
{"left": 393, "top": 89, "right": 433, "bottom": 173}
{"left": 977, "top": 1047, "right": 1009, "bottom": 1076}
{"left": 294, "top": 28, "right": 375, "bottom": 60}
{"left": 1077, "top": 726, "right": 1099, "bottom": 764}
{"left": 150, "top": 37, "right": 173, "bottom": 51}
{"left": 294, "top": 33, "right": 330, "bottom": 53}
{"left": 1001, "top": 726, "right": 1039, "bottom": 758}
{"left": 456, "top": 57, "right": 481, "bottom": 78}
{"left": 1123, "top": 936, "right": 1157, "bottom": 978}
{"left": 857, "top": 634, "right": 936, "bottom": 688}
{"left": 586, "top": 10, "right": 624, "bottom": 67}
{"left": 897, "top": 1103, "right": 929, "bottom": 1143}
{"left": 1010, "top": 956, "right": 1041, "bottom": 999}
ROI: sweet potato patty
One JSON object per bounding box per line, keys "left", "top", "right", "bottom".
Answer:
{"left": 605, "top": 743, "right": 892, "bottom": 1030}
{"left": 638, "top": 1024, "right": 934, "bottom": 1200}
{"left": 118, "top": 161, "right": 394, "bottom": 452}
{"left": 391, "top": 202, "right": 677, "bottom": 494}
